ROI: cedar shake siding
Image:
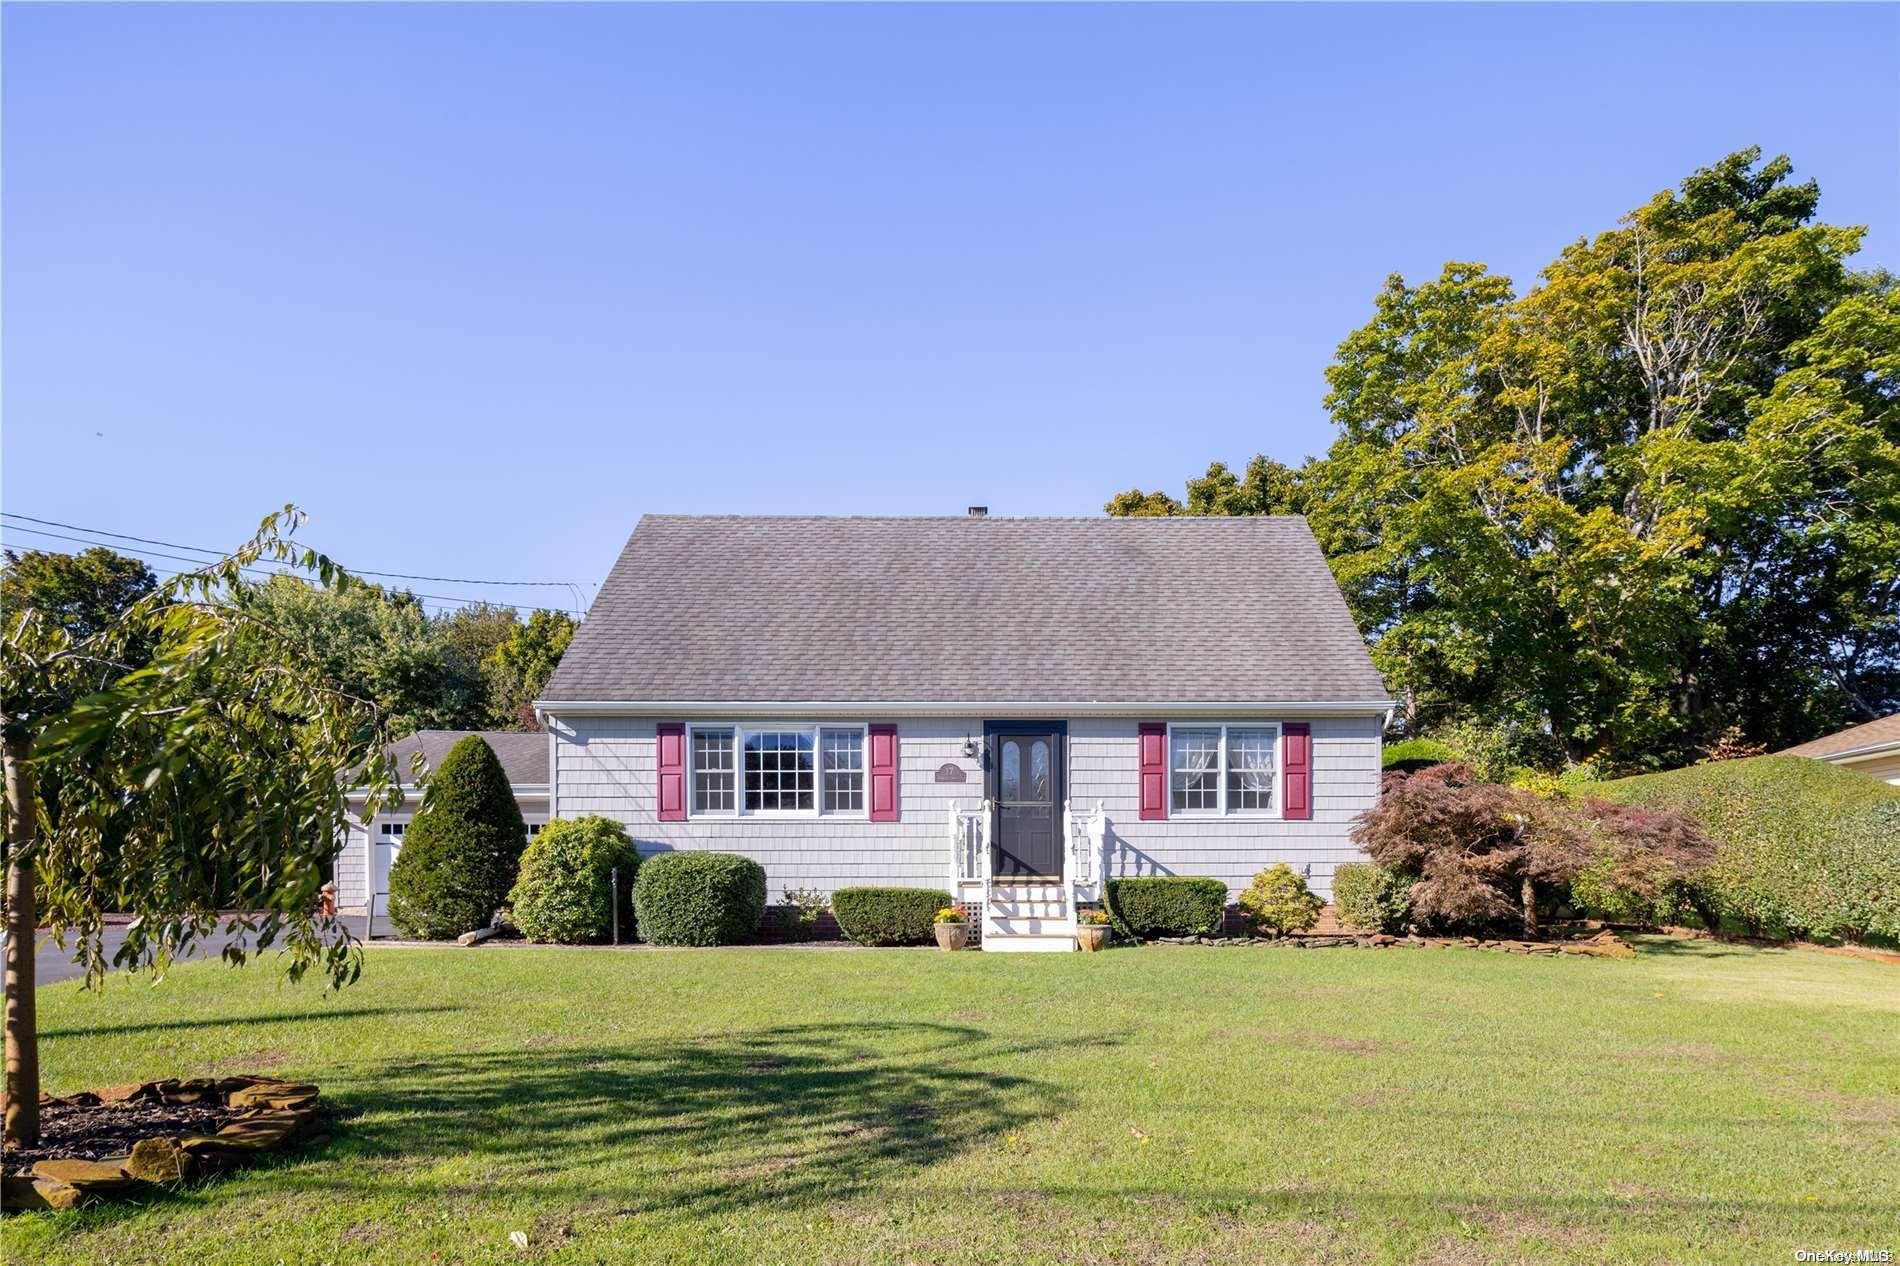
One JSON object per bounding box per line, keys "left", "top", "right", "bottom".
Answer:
{"left": 548, "top": 712, "right": 1383, "bottom": 899}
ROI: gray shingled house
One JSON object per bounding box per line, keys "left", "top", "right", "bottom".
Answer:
{"left": 535, "top": 512, "right": 1392, "bottom": 951}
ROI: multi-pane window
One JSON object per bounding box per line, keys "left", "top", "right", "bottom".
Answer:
{"left": 744, "top": 730, "right": 815, "bottom": 811}
{"left": 688, "top": 724, "right": 870, "bottom": 817}
{"left": 1226, "top": 727, "right": 1277, "bottom": 811}
{"left": 1170, "top": 727, "right": 1222, "bottom": 812}
{"left": 692, "top": 728, "right": 737, "bottom": 813}
{"left": 820, "top": 729, "right": 864, "bottom": 814}
{"left": 1171, "top": 724, "right": 1279, "bottom": 815}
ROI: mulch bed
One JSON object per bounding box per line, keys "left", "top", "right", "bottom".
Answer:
{"left": 2, "top": 1076, "right": 323, "bottom": 1213}
{"left": 3, "top": 1101, "right": 242, "bottom": 1175}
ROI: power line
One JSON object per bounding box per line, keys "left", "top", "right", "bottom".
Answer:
{"left": 1, "top": 525, "right": 585, "bottom": 616}
{"left": 0, "top": 511, "right": 589, "bottom": 613}
{"left": 0, "top": 511, "right": 587, "bottom": 594}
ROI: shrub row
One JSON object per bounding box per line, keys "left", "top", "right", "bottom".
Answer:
{"left": 832, "top": 887, "right": 953, "bottom": 946}
{"left": 1105, "top": 876, "right": 1228, "bottom": 939}
{"left": 1592, "top": 756, "right": 1900, "bottom": 943}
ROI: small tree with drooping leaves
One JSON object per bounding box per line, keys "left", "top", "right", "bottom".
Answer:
{"left": 1, "top": 508, "right": 403, "bottom": 1146}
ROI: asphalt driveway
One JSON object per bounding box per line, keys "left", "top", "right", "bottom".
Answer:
{"left": 24, "top": 914, "right": 400, "bottom": 986}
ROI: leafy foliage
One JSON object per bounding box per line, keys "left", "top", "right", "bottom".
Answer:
{"left": 1236, "top": 863, "right": 1324, "bottom": 936}
{"left": 831, "top": 886, "right": 953, "bottom": 946}
{"left": 0, "top": 547, "right": 156, "bottom": 644}
{"left": 1352, "top": 763, "right": 1714, "bottom": 935}
{"left": 3, "top": 509, "right": 403, "bottom": 989}
{"left": 633, "top": 851, "right": 766, "bottom": 947}
{"left": 507, "top": 816, "right": 639, "bottom": 944}
{"left": 1331, "top": 863, "right": 1415, "bottom": 933}
{"left": 488, "top": 610, "right": 577, "bottom": 728}
{"left": 386, "top": 735, "right": 527, "bottom": 940}
{"left": 777, "top": 886, "right": 830, "bottom": 940}
{"left": 1103, "top": 876, "right": 1228, "bottom": 939}
{"left": 1594, "top": 755, "right": 1900, "bottom": 942}
{"left": 1110, "top": 149, "right": 1900, "bottom": 769}
{"left": 1381, "top": 738, "right": 1461, "bottom": 774}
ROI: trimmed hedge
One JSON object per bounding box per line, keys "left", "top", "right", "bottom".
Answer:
{"left": 1104, "top": 876, "right": 1228, "bottom": 939}
{"left": 1381, "top": 738, "right": 1462, "bottom": 775}
{"left": 387, "top": 735, "right": 527, "bottom": 940}
{"left": 832, "top": 887, "right": 953, "bottom": 946}
{"left": 1332, "top": 862, "right": 1415, "bottom": 933}
{"left": 507, "top": 816, "right": 640, "bottom": 944}
{"left": 1594, "top": 755, "right": 1900, "bottom": 943}
{"left": 633, "top": 851, "right": 767, "bottom": 946}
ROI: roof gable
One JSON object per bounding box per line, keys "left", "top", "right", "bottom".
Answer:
{"left": 542, "top": 515, "right": 1389, "bottom": 707}
{"left": 385, "top": 730, "right": 548, "bottom": 788}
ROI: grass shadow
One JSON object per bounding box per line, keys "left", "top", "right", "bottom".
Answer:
{"left": 300, "top": 1020, "right": 1080, "bottom": 1219}
{"left": 40, "top": 1005, "right": 465, "bottom": 1040}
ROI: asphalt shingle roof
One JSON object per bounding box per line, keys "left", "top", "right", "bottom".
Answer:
{"left": 1782, "top": 712, "right": 1900, "bottom": 759}
{"left": 386, "top": 730, "right": 548, "bottom": 788}
{"left": 543, "top": 515, "right": 1387, "bottom": 707}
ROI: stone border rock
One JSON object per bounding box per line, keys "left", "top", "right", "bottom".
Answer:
{"left": 2, "top": 1076, "right": 322, "bottom": 1213}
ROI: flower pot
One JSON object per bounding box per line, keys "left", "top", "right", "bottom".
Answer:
{"left": 1076, "top": 924, "right": 1109, "bottom": 953}
{"left": 935, "top": 922, "right": 970, "bottom": 951}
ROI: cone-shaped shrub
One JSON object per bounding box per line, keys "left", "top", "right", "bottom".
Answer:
{"left": 388, "top": 735, "right": 526, "bottom": 940}
{"left": 509, "top": 816, "right": 640, "bottom": 943}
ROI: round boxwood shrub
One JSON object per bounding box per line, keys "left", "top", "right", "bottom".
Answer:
{"left": 387, "top": 735, "right": 527, "bottom": 940}
{"left": 1104, "top": 875, "right": 1228, "bottom": 939}
{"left": 507, "top": 816, "right": 641, "bottom": 944}
{"left": 832, "top": 887, "right": 953, "bottom": 946}
{"left": 1237, "top": 863, "right": 1324, "bottom": 936}
{"left": 1331, "top": 862, "right": 1415, "bottom": 933}
{"left": 634, "top": 851, "right": 766, "bottom": 946}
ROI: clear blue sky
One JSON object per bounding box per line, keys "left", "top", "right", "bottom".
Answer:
{"left": 5, "top": 3, "right": 1896, "bottom": 610}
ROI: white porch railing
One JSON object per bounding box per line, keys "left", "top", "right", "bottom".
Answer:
{"left": 948, "top": 799, "right": 993, "bottom": 902}
{"left": 1062, "top": 799, "right": 1108, "bottom": 901}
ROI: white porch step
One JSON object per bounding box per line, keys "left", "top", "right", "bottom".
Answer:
{"left": 982, "top": 932, "right": 1077, "bottom": 952}
{"left": 982, "top": 883, "right": 1077, "bottom": 950}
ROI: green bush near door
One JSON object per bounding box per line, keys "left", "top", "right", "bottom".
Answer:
{"left": 1104, "top": 875, "right": 1228, "bottom": 939}
{"left": 832, "top": 887, "right": 954, "bottom": 946}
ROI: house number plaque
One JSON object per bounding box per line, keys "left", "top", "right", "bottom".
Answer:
{"left": 934, "top": 763, "right": 967, "bottom": 783}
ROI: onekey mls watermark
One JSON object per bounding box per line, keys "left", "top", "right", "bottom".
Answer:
{"left": 1795, "top": 1252, "right": 1893, "bottom": 1263}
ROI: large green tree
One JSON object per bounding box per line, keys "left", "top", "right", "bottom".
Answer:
{"left": 234, "top": 574, "right": 489, "bottom": 738}
{"left": 1111, "top": 150, "right": 1900, "bottom": 769}
{"left": 487, "top": 608, "right": 577, "bottom": 727}
{"left": 1, "top": 509, "right": 401, "bottom": 1144}
{"left": 0, "top": 547, "right": 157, "bottom": 643}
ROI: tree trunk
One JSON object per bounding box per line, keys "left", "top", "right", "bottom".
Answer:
{"left": 3, "top": 730, "right": 39, "bottom": 1146}
{"left": 1520, "top": 874, "right": 1539, "bottom": 940}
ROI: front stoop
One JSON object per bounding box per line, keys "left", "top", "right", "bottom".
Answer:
{"left": 982, "top": 884, "right": 1077, "bottom": 952}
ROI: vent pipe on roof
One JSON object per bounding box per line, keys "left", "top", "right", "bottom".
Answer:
{"left": 967, "top": 506, "right": 988, "bottom": 518}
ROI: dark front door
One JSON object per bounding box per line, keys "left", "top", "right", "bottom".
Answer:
{"left": 989, "top": 722, "right": 1065, "bottom": 880}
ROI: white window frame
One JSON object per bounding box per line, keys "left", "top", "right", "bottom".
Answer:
{"left": 684, "top": 722, "right": 870, "bottom": 820}
{"left": 1165, "top": 721, "right": 1283, "bottom": 819}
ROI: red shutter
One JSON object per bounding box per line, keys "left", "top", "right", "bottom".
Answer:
{"left": 656, "top": 722, "right": 686, "bottom": 822}
{"left": 868, "top": 723, "right": 899, "bottom": 822}
{"left": 1137, "top": 722, "right": 1168, "bottom": 820}
{"left": 1281, "top": 722, "right": 1311, "bottom": 821}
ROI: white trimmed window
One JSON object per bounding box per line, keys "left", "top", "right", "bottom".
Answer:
{"left": 688, "top": 724, "right": 867, "bottom": 818}
{"left": 692, "top": 728, "right": 737, "bottom": 813}
{"left": 1170, "top": 723, "right": 1280, "bottom": 815}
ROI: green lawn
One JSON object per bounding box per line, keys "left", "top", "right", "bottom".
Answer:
{"left": 7, "top": 939, "right": 1897, "bottom": 1265}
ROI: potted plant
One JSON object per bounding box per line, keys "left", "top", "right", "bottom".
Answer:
{"left": 1075, "top": 905, "right": 1111, "bottom": 952}
{"left": 933, "top": 906, "right": 970, "bottom": 951}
